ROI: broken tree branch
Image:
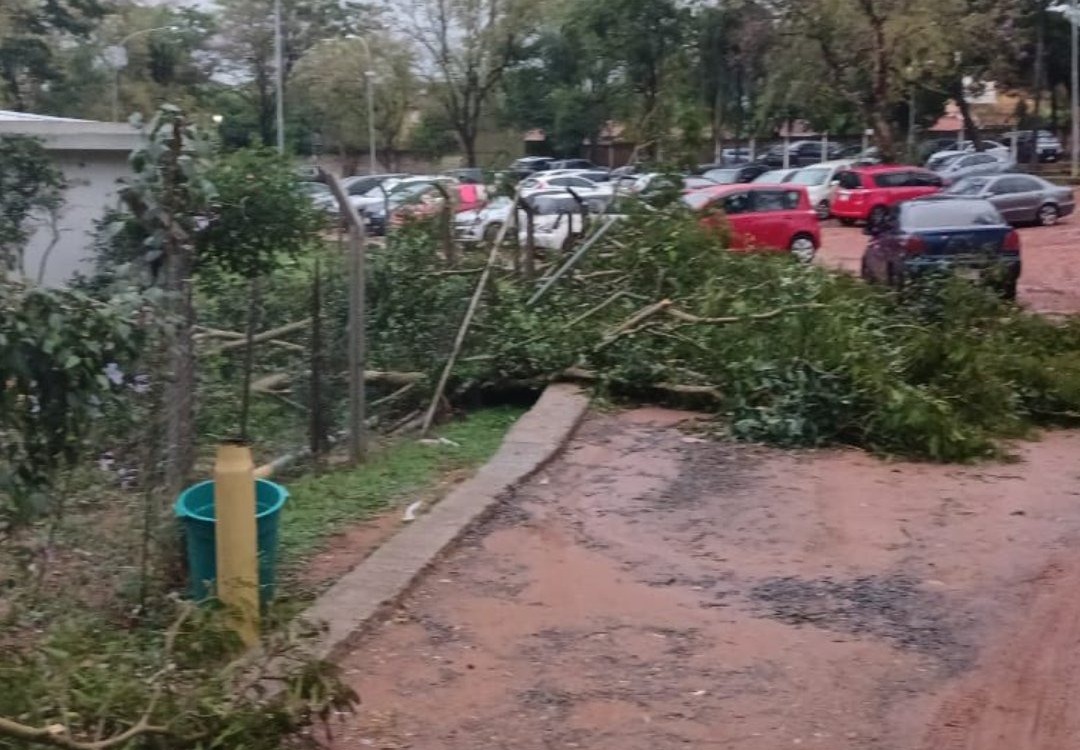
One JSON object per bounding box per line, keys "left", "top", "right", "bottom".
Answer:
{"left": 595, "top": 299, "right": 673, "bottom": 351}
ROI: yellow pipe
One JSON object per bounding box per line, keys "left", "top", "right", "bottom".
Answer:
{"left": 213, "top": 442, "right": 260, "bottom": 646}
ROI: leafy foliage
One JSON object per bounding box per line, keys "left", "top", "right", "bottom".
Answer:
{"left": 0, "top": 602, "right": 357, "bottom": 749}
{"left": 0, "top": 136, "right": 64, "bottom": 277}
{"left": 0, "top": 281, "right": 141, "bottom": 522}
{"left": 371, "top": 209, "right": 1080, "bottom": 462}
{"left": 199, "top": 148, "right": 324, "bottom": 279}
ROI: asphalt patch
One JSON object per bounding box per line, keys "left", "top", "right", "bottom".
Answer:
{"left": 749, "top": 574, "right": 973, "bottom": 669}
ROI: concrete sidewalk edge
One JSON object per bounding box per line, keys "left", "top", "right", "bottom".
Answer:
{"left": 298, "top": 383, "right": 589, "bottom": 661}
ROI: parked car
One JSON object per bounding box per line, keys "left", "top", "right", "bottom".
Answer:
{"left": 682, "top": 184, "right": 821, "bottom": 261}
{"left": 516, "top": 190, "right": 615, "bottom": 251}
{"left": 547, "top": 158, "right": 598, "bottom": 171}
{"left": 925, "top": 150, "right": 967, "bottom": 171}
{"left": 1002, "top": 130, "right": 1065, "bottom": 162}
{"left": 935, "top": 151, "right": 1014, "bottom": 183}
{"left": 342, "top": 173, "right": 407, "bottom": 196}
{"left": 861, "top": 198, "right": 1021, "bottom": 299}
{"left": 844, "top": 146, "right": 884, "bottom": 166}
{"left": 788, "top": 160, "right": 854, "bottom": 219}
{"left": 455, "top": 195, "right": 513, "bottom": 244}
{"left": 509, "top": 156, "right": 555, "bottom": 177}
{"left": 762, "top": 140, "right": 845, "bottom": 168}
{"left": 389, "top": 182, "right": 486, "bottom": 230}
{"left": 442, "top": 168, "right": 485, "bottom": 184}
{"left": 519, "top": 173, "right": 608, "bottom": 194}
{"left": 300, "top": 181, "right": 334, "bottom": 212}
{"left": 957, "top": 139, "right": 1009, "bottom": 155}
{"left": 752, "top": 168, "right": 800, "bottom": 184}
{"left": 623, "top": 173, "right": 716, "bottom": 196}
{"left": 830, "top": 166, "right": 944, "bottom": 226}
{"left": 940, "top": 174, "right": 1075, "bottom": 226}
{"left": 362, "top": 177, "right": 460, "bottom": 234}
{"left": 542, "top": 168, "right": 614, "bottom": 183}
{"left": 701, "top": 163, "right": 771, "bottom": 184}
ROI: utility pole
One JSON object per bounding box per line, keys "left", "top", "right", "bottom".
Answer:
{"left": 366, "top": 70, "right": 377, "bottom": 174}
{"left": 273, "top": 0, "right": 285, "bottom": 154}
{"left": 1072, "top": 0, "right": 1079, "bottom": 177}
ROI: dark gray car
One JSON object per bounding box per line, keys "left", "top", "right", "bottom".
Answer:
{"left": 941, "top": 173, "right": 1075, "bottom": 226}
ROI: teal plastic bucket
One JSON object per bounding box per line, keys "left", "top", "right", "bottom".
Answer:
{"left": 174, "top": 479, "right": 289, "bottom": 605}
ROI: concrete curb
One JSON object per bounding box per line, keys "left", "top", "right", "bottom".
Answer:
{"left": 299, "top": 383, "right": 589, "bottom": 660}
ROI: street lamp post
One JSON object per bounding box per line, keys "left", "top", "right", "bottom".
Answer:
{"left": 365, "top": 70, "right": 377, "bottom": 174}
{"left": 274, "top": 0, "right": 285, "bottom": 154}
{"left": 107, "top": 25, "right": 177, "bottom": 121}
{"left": 345, "top": 35, "right": 378, "bottom": 174}
{"left": 1072, "top": 0, "right": 1079, "bottom": 178}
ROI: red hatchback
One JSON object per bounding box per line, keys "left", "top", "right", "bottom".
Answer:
{"left": 682, "top": 184, "right": 821, "bottom": 261}
{"left": 829, "top": 166, "right": 944, "bottom": 226}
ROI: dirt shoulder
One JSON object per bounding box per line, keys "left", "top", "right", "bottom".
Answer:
{"left": 322, "top": 408, "right": 1080, "bottom": 750}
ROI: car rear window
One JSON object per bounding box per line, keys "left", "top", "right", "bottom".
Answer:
{"left": 753, "top": 190, "right": 802, "bottom": 211}
{"left": 900, "top": 201, "right": 1004, "bottom": 229}
{"left": 944, "top": 177, "right": 989, "bottom": 196}
{"left": 836, "top": 171, "right": 863, "bottom": 189}
{"left": 873, "top": 172, "right": 910, "bottom": 188}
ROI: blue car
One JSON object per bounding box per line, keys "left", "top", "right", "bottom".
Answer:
{"left": 860, "top": 198, "right": 1021, "bottom": 299}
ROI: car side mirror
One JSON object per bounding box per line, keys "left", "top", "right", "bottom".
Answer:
{"left": 830, "top": 180, "right": 840, "bottom": 187}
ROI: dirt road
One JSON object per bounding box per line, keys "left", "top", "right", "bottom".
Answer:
{"left": 818, "top": 217, "right": 1080, "bottom": 314}
{"left": 324, "top": 409, "right": 1080, "bottom": 750}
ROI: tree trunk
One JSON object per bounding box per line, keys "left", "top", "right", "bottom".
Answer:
{"left": 1031, "top": 5, "right": 1045, "bottom": 167}
{"left": 954, "top": 77, "right": 981, "bottom": 150}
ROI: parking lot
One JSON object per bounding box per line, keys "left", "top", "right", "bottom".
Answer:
{"left": 817, "top": 196, "right": 1080, "bottom": 315}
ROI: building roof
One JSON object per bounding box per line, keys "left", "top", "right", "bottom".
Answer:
{"left": 0, "top": 110, "right": 141, "bottom": 151}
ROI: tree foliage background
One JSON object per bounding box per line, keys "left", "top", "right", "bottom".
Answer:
{"left": 0, "top": 0, "right": 1068, "bottom": 166}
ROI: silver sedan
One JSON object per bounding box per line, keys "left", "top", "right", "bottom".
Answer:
{"left": 940, "top": 173, "right": 1075, "bottom": 226}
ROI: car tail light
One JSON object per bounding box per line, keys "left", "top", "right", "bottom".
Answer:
{"left": 1003, "top": 229, "right": 1021, "bottom": 253}
{"left": 903, "top": 235, "right": 926, "bottom": 255}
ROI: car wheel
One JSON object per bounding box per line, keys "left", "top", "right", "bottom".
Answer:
{"left": 483, "top": 222, "right": 503, "bottom": 244}
{"left": 789, "top": 234, "right": 817, "bottom": 263}
{"left": 839, "top": 218, "right": 856, "bottom": 227}
{"left": 1037, "top": 203, "right": 1059, "bottom": 227}
{"left": 868, "top": 205, "right": 888, "bottom": 229}
{"left": 816, "top": 200, "right": 831, "bottom": 220}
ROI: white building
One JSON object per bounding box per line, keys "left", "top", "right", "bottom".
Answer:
{"left": 0, "top": 111, "right": 141, "bottom": 286}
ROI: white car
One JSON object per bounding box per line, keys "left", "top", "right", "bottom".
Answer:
{"left": 752, "top": 168, "right": 800, "bottom": 184}
{"left": 516, "top": 190, "right": 616, "bottom": 251}
{"left": 518, "top": 173, "right": 610, "bottom": 195}
{"left": 788, "top": 160, "right": 853, "bottom": 218}
{"left": 455, "top": 196, "right": 513, "bottom": 244}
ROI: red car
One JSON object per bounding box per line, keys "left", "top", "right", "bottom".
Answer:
{"left": 682, "top": 184, "right": 821, "bottom": 261}
{"left": 829, "top": 166, "right": 943, "bottom": 226}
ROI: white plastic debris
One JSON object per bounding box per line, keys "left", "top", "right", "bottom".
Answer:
{"left": 403, "top": 501, "right": 423, "bottom": 522}
{"left": 418, "top": 437, "right": 461, "bottom": 447}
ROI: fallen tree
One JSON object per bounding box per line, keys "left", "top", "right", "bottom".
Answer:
{"left": 367, "top": 208, "right": 1080, "bottom": 462}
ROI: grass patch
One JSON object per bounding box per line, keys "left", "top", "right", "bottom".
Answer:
{"left": 277, "top": 405, "right": 525, "bottom": 560}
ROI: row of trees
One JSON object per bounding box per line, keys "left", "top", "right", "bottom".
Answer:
{"left": 0, "top": 0, "right": 1074, "bottom": 165}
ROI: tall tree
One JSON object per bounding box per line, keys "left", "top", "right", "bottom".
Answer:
{"left": 401, "top": 0, "right": 534, "bottom": 166}
{"left": 0, "top": 0, "right": 105, "bottom": 111}
{"left": 291, "top": 35, "right": 418, "bottom": 170}
{"left": 214, "top": 0, "right": 379, "bottom": 147}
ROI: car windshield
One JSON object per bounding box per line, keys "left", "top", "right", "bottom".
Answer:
{"left": 684, "top": 177, "right": 717, "bottom": 189}
{"left": 944, "top": 178, "right": 990, "bottom": 196}
{"left": 931, "top": 153, "right": 964, "bottom": 168}
{"left": 901, "top": 201, "right": 1003, "bottom": 229}
{"left": 754, "top": 170, "right": 792, "bottom": 183}
{"left": 790, "top": 168, "right": 830, "bottom": 186}
{"left": 681, "top": 191, "right": 718, "bottom": 211}
{"left": 703, "top": 169, "right": 740, "bottom": 184}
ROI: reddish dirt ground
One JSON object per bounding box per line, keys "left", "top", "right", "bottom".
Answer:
{"left": 322, "top": 409, "right": 1080, "bottom": 750}
{"left": 818, "top": 211, "right": 1080, "bottom": 315}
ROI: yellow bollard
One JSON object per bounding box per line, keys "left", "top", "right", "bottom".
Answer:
{"left": 213, "top": 441, "right": 260, "bottom": 646}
